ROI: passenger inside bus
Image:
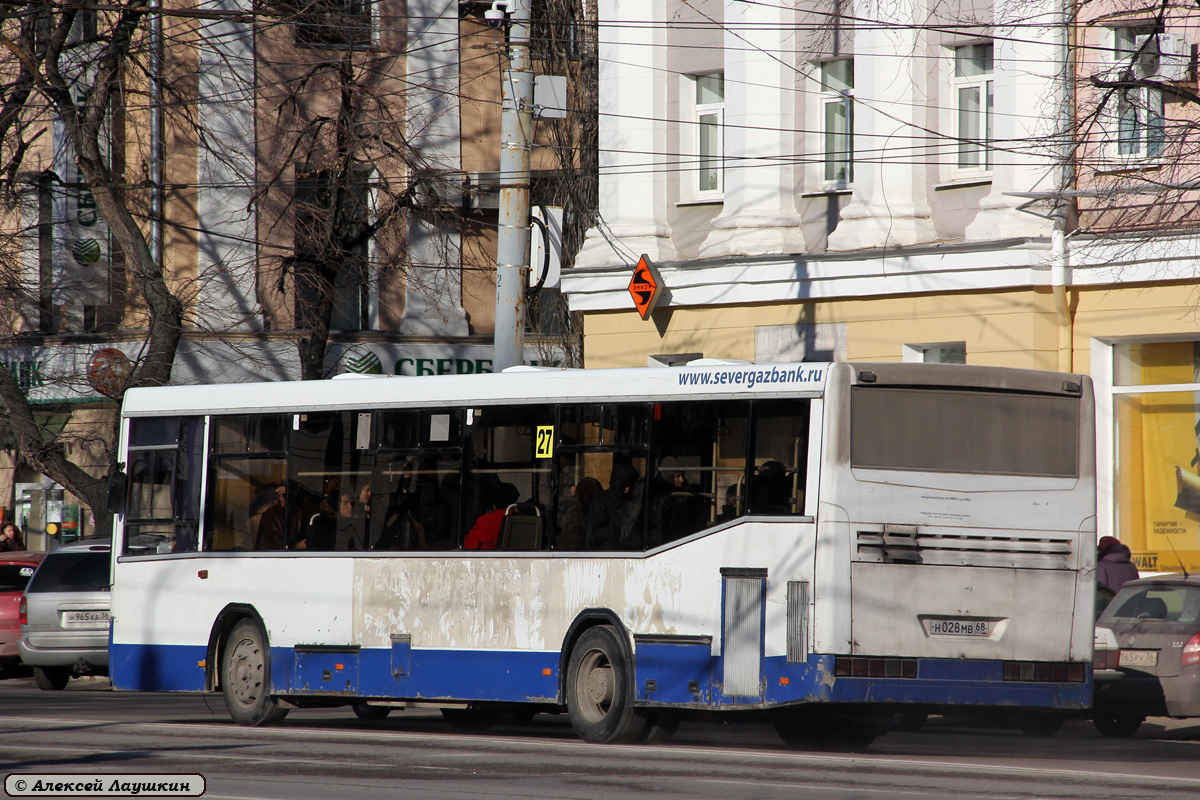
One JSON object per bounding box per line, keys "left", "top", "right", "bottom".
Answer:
{"left": 556, "top": 476, "right": 601, "bottom": 550}
{"left": 302, "top": 496, "right": 338, "bottom": 551}
{"left": 652, "top": 458, "right": 707, "bottom": 544}
{"left": 747, "top": 460, "right": 794, "bottom": 515}
{"left": 586, "top": 464, "right": 642, "bottom": 549}
{"left": 464, "top": 482, "right": 521, "bottom": 550}
{"left": 255, "top": 483, "right": 288, "bottom": 550}
{"left": 334, "top": 487, "right": 368, "bottom": 551}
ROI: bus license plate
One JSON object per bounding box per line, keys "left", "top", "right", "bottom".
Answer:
{"left": 1119, "top": 650, "right": 1157, "bottom": 668}
{"left": 926, "top": 618, "right": 990, "bottom": 637}
{"left": 63, "top": 610, "right": 110, "bottom": 624}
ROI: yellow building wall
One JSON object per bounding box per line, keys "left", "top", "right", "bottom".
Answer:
{"left": 582, "top": 289, "right": 1064, "bottom": 371}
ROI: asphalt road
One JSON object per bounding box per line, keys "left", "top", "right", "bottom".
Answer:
{"left": 2, "top": 675, "right": 1200, "bottom": 800}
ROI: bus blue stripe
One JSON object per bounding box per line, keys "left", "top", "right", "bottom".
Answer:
{"left": 111, "top": 643, "right": 1089, "bottom": 710}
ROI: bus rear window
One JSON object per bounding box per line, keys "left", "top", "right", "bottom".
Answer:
{"left": 850, "top": 387, "right": 1079, "bottom": 477}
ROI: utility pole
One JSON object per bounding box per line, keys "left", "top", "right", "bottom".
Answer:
{"left": 492, "top": 0, "right": 533, "bottom": 371}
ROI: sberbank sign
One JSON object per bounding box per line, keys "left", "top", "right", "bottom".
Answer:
{"left": 397, "top": 357, "right": 493, "bottom": 376}
{"left": 335, "top": 344, "right": 562, "bottom": 377}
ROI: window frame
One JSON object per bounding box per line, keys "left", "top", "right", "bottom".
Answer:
{"left": 1101, "top": 25, "right": 1168, "bottom": 163}
{"left": 951, "top": 42, "right": 995, "bottom": 176}
{"left": 287, "top": 0, "right": 375, "bottom": 50}
{"left": 681, "top": 72, "right": 725, "bottom": 202}
{"left": 818, "top": 58, "right": 855, "bottom": 189}
{"left": 293, "top": 168, "right": 377, "bottom": 333}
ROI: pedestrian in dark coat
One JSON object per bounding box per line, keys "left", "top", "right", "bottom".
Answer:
{"left": 1097, "top": 536, "right": 1140, "bottom": 592}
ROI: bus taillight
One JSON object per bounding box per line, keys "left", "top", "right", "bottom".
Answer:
{"left": 1003, "top": 661, "right": 1086, "bottom": 682}
{"left": 835, "top": 657, "right": 918, "bottom": 678}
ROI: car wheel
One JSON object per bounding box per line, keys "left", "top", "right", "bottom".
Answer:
{"left": 221, "top": 618, "right": 289, "bottom": 727}
{"left": 1093, "top": 714, "right": 1143, "bottom": 738}
{"left": 352, "top": 703, "right": 391, "bottom": 720}
{"left": 440, "top": 706, "right": 500, "bottom": 730}
{"left": 566, "top": 625, "right": 648, "bottom": 744}
{"left": 33, "top": 666, "right": 70, "bottom": 691}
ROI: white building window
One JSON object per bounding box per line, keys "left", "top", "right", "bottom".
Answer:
{"left": 289, "top": 0, "right": 373, "bottom": 49}
{"left": 820, "top": 59, "right": 854, "bottom": 186}
{"left": 692, "top": 72, "right": 724, "bottom": 198}
{"left": 903, "top": 342, "right": 966, "bottom": 364}
{"left": 1109, "top": 27, "right": 1168, "bottom": 159}
{"left": 953, "top": 43, "right": 994, "bottom": 171}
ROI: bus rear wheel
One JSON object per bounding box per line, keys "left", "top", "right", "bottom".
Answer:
{"left": 441, "top": 706, "right": 500, "bottom": 730}
{"left": 221, "top": 618, "right": 289, "bottom": 727}
{"left": 773, "top": 710, "right": 878, "bottom": 751}
{"left": 566, "top": 625, "right": 648, "bottom": 744}
{"left": 353, "top": 703, "right": 391, "bottom": 720}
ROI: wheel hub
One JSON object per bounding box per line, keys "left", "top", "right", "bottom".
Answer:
{"left": 584, "top": 663, "right": 613, "bottom": 708}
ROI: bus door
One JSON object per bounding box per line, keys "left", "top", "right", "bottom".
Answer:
{"left": 720, "top": 567, "right": 766, "bottom": 703}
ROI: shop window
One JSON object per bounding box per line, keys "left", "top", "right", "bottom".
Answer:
{"left": 1113, "top": 341, "right": 1200, "bottom": 575}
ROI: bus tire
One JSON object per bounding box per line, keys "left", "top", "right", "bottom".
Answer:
{"left": 639, "top": 710, "right": 681, "bottom": 744}
{"left": 1018, "top": 713, "right": 1063, "bottom": 737}
{"left": 1092, "top": 714, "right": 1143, "bottom": 738}
{"left": 221, "top": 618, "right": 289, "bottom": 727}
{"left": 353, "top": 703, "right": 391, "bottom": 720}
{"left": 33, "top": 666, "right": 70, "bottom": 691}
{"left": 566, "top": 625, "right": 648, "bottom": 744}
{"left": 773, "top": 710, "right": 878, "bottom": 751}
{"left": 441, "top": 706, "right": 500, "bottom": 730}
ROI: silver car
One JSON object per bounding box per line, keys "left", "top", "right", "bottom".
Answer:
{"left": 18, "top": 539, "right": 112, "bottom": 690}
{"left": 1092, "top": 574, "right": 1200, "bottom": 736}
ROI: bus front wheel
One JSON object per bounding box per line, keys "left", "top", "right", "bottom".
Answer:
{"left": 221, "top": 618, "right": 289, "bottom": 727}
{"left": 566, "top": 625, "right": 648, "bottom": 744}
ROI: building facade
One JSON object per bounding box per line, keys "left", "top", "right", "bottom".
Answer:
{"left": 562, "top": 0, "right": 1200, "bottom": 573}
{"left": 0, "top": 0, "right": 570, "bottom": 544}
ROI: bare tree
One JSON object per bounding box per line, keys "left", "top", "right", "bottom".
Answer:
{"left": 256, "top": 3, "right": 471, "bottom": 380}
{"left": 0, "top": 1, "right": 186, "bottom": 530}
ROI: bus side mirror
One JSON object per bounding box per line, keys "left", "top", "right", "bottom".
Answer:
{"left": 106, "top": 470, "right": 128, "bottom": 515}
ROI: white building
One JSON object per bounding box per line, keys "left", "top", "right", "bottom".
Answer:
{"left": 563, "top": 0, "right": 1200, "bottom": 575}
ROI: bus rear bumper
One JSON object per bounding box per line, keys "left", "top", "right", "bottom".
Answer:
{"left": 760, "top": 654, "right": 1092, "bottom": 711}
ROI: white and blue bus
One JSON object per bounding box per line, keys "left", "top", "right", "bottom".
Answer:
{"left": 107, "top": 361, "right": 1096, "bottom": 747}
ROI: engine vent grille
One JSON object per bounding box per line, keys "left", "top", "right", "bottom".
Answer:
{"left": 856, "top": 526, "right": 1074, "bottom": 568}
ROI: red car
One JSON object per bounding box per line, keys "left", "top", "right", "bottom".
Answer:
{"left": 1, "top": 551, "right": 46, "bottom": 673}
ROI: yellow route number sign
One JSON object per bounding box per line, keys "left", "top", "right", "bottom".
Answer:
{"left": 536, "top": 426, "right": 555, "bottom": 459}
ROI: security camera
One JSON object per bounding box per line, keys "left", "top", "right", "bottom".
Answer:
{"left": 484, "top": 0, "right": 509, "bottom": 28}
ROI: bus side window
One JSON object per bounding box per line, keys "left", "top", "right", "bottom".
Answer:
{"left": 205, "top": 415, "right": 290, "bottom": 552}
{"left": 124, "top": 416, "right": 204, "bottom": 555}
{"left": 463, "top": 405, "right": 554, "bottom": 550}
{"left": 555, "top": 404, "right": 649, "bottom": 551}
{"left": 747, "top": 399, "right": 809, "bottom": 516}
